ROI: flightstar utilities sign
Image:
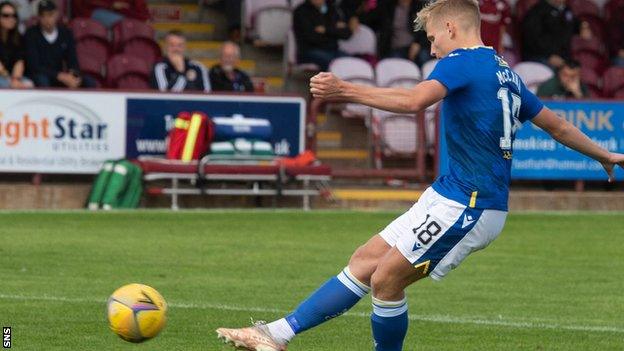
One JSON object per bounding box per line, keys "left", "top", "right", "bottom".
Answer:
{"left": 0, "top": 91, "right": 126, "bottom": 173}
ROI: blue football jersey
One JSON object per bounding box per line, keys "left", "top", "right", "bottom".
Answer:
{"left": 428, "top": 46, "right": 544, "bottom": 211}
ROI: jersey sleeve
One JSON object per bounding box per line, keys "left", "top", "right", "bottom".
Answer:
{"left": 427, "top": 55, "right": 471, "bottom": 94}
{"left": 518, "top": 79, "right": 544, "bottom": 122}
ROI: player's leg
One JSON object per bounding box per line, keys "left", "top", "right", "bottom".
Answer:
{"left": 215, "top": 234, "right": 392, "bottom": 350}
{"left": 368, "top": 191, "right": 508, "bottom": 351}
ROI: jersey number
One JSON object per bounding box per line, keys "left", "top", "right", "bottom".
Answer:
{"left": 497, "top": 87, "right": 521, "bottom": 150}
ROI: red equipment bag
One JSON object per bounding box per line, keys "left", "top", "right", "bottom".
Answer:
{"left": 166, "top": 111, "right": 214, "bottom": 161}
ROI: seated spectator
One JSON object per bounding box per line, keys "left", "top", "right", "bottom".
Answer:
{"left": 377, "top": 0, "right": 430, "bottom": 67}
{"left": 209, "top": 41, "right": 253, "bottom": 93}
{"left": 521, "top": 0, "right": 580, "bottom": 68}
{"left": 73, "top": 0, "right": 150, "bottom": 28}
{"left": 25, "top": 1, "right": 95, "bottom": 88}
{"left": 479, "top": 0, "right": 511, "bottom": 53}
{"left": 150, "top": 30, "right": 210, "bottom": 93}
{"left": 0, "top": 1, "right": 32, "bottom": 88}
{"left": 536, "top": 59, "right": 588, "bottom": 99}
{"left": 293, "top": 0, "right": 352, "bottom": 71}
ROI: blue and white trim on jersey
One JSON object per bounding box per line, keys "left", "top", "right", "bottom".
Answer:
{"left": 372, "top": 297, "right": 408, "bottom": 318}
{"left": 337, "top": 266, "right": 371, "bottom": 298}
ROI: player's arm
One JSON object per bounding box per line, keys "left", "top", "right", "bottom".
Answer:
{"left": 532, "top": 106, "right": 624, "bottom": 181}
{"left": 310, "top": 72, "right": 446, "bottom": 113}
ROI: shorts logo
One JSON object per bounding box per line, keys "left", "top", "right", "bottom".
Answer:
{"left": 462, "top": 214, "right": 476, "bottom": 229}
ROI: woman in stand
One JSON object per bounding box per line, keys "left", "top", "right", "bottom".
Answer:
{"left": 0, "top": 1, "right": 32, "bottom": 88}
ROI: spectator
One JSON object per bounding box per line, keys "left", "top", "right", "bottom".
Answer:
{"left": 293, "top": 0, "right": 352, "bottom": 71}
{"left": 479, "top": 0, "right": 511, "bottom": 53}
{"left": 151, "top": 30, "right": 210, "bottom": 93}
{"left": 73, "top": 0, "right": 150, "bottom": 28}
{"left": 536, "top": 59, "right": 588, "bottom": 99}
{"left": 0, "top": 1, "right": 32, "bottom": 88}
{"left": 209, "top": 41, "right": 253, "bottom": 93}
{"left": 25, "top": 0, "right": 95, "bottom": 88}
{"left": 377, "top": 0, "right": 430, "bottom": 67}
{"left": 606, "top": 0, "right": 624, "bottom": 67}
{"left": 521, "top": 0, "right": 580, "bottom": 68}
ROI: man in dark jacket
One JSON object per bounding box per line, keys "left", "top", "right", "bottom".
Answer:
{"left": 209, "top": 41, "right": 254, "bottom": 92}
{"left": 150, "top": 30, "right": 211, "bottom": 93}
{"left": 25, "top": 0, "right": 95, "bottom": 88}
{"left": 521, "top": 0, "right": 579, "bottom": 68}
{"left": 293, "top": 0, "right": 352, "bottom": 71}
{"left": 377, "top": 0, "right": 430, "bottom": 67}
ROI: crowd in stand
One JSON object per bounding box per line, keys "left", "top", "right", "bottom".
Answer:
{"left": 0, "top": 0, "right": 622, "bottom": 99}
{"left": 0, "top": 0, "right": 255, "bottom": 93}
{"left": 289, "top": 0, "right": 624, "bottom": 98}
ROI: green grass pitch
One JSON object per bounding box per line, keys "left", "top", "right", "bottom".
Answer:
{"left": 1, "top": 210, "right": 623, "bottom": 350}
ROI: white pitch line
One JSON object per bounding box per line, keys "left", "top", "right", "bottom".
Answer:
{"left": 1, "top": 293, "right": 622, "bottom": 334}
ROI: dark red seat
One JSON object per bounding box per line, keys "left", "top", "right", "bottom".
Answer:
{"left": 112, "top": 18, "right": 155, "bottom": 51}
{"left": 603, "top": 66, "right": 624, "bottom": 97}
{"left": 574, "top": 51, "right": 608, "bottom": 75}
{"left": 568, "top": 0, "right": 600, "bottom": 17}
{"left": 121, "top": 40, "right": 161, "bottom": 67}
{"left": 70, "top": 18, "right": 108, "bottom": 42}
{"left": 571, "top": 36, "right": 604, "bottom": 57}
{"left": 106, "top": 54, "right": 151, "bottom": 89}
{"left": 580, "top": 66, "right": 601, "bottom": 97}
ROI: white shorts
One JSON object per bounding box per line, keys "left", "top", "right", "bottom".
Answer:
{"left": 379, "top": 187, "right": 508, "bottom": 280}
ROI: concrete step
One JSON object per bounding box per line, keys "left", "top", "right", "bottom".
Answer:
{"left": 153, "top": 22, "right": 215, "bottom": 41}
{"left": 317, "top": 130, "right": 342, "bottom": 148}
{"left": 149, "top": 3, "right": 200, "bottom": 22}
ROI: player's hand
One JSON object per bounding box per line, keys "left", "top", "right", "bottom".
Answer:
{"left": 310, "top": 72, "right": 344, "bottom": 100}
{"left": 601, "top": 153, "right": 624, "bottom": 182}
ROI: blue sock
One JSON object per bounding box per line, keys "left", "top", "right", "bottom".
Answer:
{"left": 284, "top": 267, "right": 370, "bottom": 334}
{"left": 371, "top": 297, "right": 409, "bottom": 351}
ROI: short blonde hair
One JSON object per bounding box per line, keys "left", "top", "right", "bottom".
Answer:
{"left": 414, "top": 0, "right": 481, "bottom": 32}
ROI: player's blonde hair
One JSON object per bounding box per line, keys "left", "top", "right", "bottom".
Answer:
{"left": 414, "top": 0, "right": 481, "bottom": 32}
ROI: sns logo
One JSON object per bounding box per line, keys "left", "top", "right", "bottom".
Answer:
{"left": 0, "top": 97, "right": 108, "bottom": 147}
{"left": 3, "top": 327, "right": 10, "bottom": 349}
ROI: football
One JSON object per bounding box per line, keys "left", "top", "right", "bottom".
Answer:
{"left": 107, "top": 283, "right": 167, "bottom": 343}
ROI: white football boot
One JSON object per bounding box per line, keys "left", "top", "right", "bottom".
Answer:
{"left": 216, "top": 321, "right": 288, "bottom": 351}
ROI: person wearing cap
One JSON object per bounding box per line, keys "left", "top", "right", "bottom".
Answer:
{"left": 25, "top": 0, "right": 95, "bottom": 88}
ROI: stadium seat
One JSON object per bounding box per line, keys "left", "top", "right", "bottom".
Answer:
{"left": 571, "top": 35, "right": 605, "bottom": 57}
{"left": 375, "top": 58, "right": 421, "bottom": 88}
{"left": 614, "top": 88, "right": 624, "bottom": 98}
{"left": 568, "top": 0, "right": 600, "bottom": 17}
{"left": 372, "top": 110, "right": 419, "bottom": 169}
{"left": 70, "top": 18, "right": 108, "bottom": 43}
{"left": 77, "top": 54, "right": 105, "bottom": 87}
{"left": 513, "top": 62, "right": 553, "bottom": 93}
{"left": 122, "top": 40, "right": 161, "bottom": 67}
{"left": 580, "top": 66, "right": 602, "bottom": 97}
{"left": 76, "top": 39, "right": 109, "bottom": 84}
{"left": 339, "top": 25, "right": 377, "bottom": 56}
{"left": 243, "top": 0, "right": 291, "bottom": 45}
{"left": 112, "top": 18, "right": 156, "bottom": 52}
{"left": 289, "top": 0, "right": 305, "bottom": 8}
{"left": 602, "top": 66, "right": 624, "bottom": 97}
{"left": 284, "top": 29, "right": 320, "bottom": 75}
{"left": 574, "top": 51, "right": 608, "bottom": 75}
{"left": 329, "top": 57, "right": 375, "bottom": 118}
{"left": 106, "top": 54, "right": 151, "bottom": 89}
{"left": 421, "top": 59, "right": 439, "bottom": 79}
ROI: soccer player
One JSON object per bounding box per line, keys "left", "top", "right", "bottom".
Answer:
{"left": 216, "top": 0, "right": 624, "bottom": 349}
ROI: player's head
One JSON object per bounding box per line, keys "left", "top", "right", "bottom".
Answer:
{"left": 414, "top": 0, "right": 482, "bottom": 58}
